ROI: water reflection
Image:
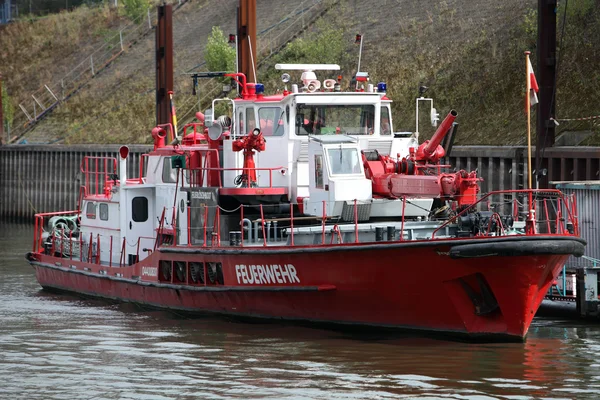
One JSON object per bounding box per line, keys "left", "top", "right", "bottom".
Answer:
{"left": 1, "top": 223, "right": 600, "bottom": 399}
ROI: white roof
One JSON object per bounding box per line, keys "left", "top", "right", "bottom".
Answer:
{"left": 275, "top": 63, "right": 340, "bottom": 71}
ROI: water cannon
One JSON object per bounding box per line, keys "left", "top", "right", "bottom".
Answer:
{"left": 232, "top": 128, "right": 266, "bottom": 187}
{"left": 415, "top": 110, "right": 457, "bottom": 163}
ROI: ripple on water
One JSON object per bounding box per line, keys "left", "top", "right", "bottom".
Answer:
{"left": 2, "top": 223, "right": 600, "bottom": 399}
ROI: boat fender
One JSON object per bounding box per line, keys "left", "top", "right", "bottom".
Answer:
{"left": 449, "top": 239, "right": 586, "bottom": 259}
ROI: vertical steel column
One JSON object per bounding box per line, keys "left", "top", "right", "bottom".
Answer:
{"left": 237, "top": 0, "right": 257, "bottom": 83}
{"left": 0, "top": 73, "right": 4, "bottom": 143}
{"left": 155, "top": 4, "right": 173, "bottom": 127}
{"left": 536, "top": 0, "right": 557, "bottom": 188}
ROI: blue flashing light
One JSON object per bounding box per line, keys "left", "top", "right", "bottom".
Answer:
{"left": 255, "top": 83, "right": 265, "bottom": 94}
{"left": 377, "top": 82, "right": 387, "bottom": 93}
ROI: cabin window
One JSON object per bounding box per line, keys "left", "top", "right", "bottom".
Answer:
{"left": 99, "top": 203, "right": 109, "bottom": 221}
{"left": 162, "top": 158, "right": 189, "bottom": 184}
{"left": 238, "top": 111, "right": 244, "bottom": 136}
{"left": 381, "top": 106, "right": 391, "bottom": 135}
{"left": 86, "top": 202, "right": 96, "bottom": 219}
{"left": 245, "top": 107, "right": 256, "bottom": 135}
{"left": 132, "top": 197, "right": 148, "bottom": 222}
{"left": 314, "top": 155, "right": 324, "bottom": 189}
{"left": 295, "top": 104, "right": 375, "bottom": 135}
{"left": 258, "top": 107, "right": 284, "bottom": 136}
{"left": 327, "top": 148, "right": 362, "bottom": 175}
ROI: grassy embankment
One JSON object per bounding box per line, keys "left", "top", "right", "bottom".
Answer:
{"left": 2, "top": 0, "right": 598, "bottom": 145}
{"left": 259, "top": 0, "right": 600, "bottom": 145}
{"left": 0, "top": 4, "right": 121, "bottom": 124}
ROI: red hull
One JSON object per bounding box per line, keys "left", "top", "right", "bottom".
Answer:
{"left": 28, "top": 236, "right": 584, "bottom": 340}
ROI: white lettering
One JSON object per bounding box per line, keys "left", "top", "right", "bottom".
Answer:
{"left": 251, "top": 265, "right": 258, "bottom": 284}
{"left": 241, "top": 267, "right": 248, "bottom": 284}
{"left": 233, "top": 264, "right": 301, "bottom": 285}
{"left": 274, "top": 265, "right": 283, "bottom": 283}
{"left": 280, "top": 264, "right": 290, "bottom": 283}
{"left": 256, "top": 265, "right": 265, "bottom": 284}
{"left": 287, "top": 264, "right": 300, "bottom": 283}
{"left": 142, "top": 267, "right": 158, "bottom": 277}
{"left": 236, "top": 265, "right": 242, "bottom": 284}
{"left": 247, "top": 265, "right": 254, "bottom": 284}
{"left": 264, "top": 265, "right": 275, "bottom": 283}
{"left": 191, "top": 191, "right": 213, "bottom": 200}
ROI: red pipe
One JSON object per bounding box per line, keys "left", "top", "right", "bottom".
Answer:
{"left": 354, "top": 199, "right": 358, "bottom": 243}
{"left": 417, "top": 110, "right": 457, "bottom": 163}
{"left": 225, "top": 73, "right": 248, "bottom": 98}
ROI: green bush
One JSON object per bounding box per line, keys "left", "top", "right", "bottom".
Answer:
{"left": 205, "top": 26, "right": 236, "bottom": 74}
{"left": 122, "top": 0, "right": 150, "bottom": 21}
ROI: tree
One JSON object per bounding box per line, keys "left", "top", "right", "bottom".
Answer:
{"left": 205, "top": 26, "right": 236, "bottom": 74}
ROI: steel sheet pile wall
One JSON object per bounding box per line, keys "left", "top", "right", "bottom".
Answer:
{"left": 0, "top": 145, "right": 151, "bottom": 221}
{"left": 448, "top": 146, "right": 600, "bottom": 191}
{"left": 556, "top": 182, "right": 600, "bottom": 269}
{"left": 1, "top": 145, "right": 599, "bottom": 221}
{"left": 448, "top": 147, "right": 524, "bottom": 193}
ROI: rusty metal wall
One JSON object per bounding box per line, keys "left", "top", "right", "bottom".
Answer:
{"left": 556, "top": 182, "right": 600, "bottom": 269}
{"left": 0, "top": 145, "right": 151, "bottom": 221}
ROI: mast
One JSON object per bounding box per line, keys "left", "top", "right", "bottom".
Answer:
{"left": 536, "top": 0, "right": 557, "bottom": 188}
{"left": 237, "top": 0, "right": 257, "bottom": 83}
{"left": 156, "top": 4, "right": 174, "bottom": 128}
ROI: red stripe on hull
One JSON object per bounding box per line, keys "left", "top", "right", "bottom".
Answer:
{"left": 31, "top": 243, "right": 570, "bottom": 340}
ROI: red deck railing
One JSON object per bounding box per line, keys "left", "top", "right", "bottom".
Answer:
{"left": 80, "top": 156, "right": 118, "bottom": 197}
{"left": 33, "top": 189, "right": 581, "bottom": 265}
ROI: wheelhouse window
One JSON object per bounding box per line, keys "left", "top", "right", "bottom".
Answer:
{"left": 245, "top": 107, "right": 256, "bottom": 135}
{"left": 381, "top": 106, "right": 392, "bottom": 135}
{"left": 258, "top": 107, "right": 284, "bottom": 136}
{"left": 296, "top": 104, "right": 375, "bottom": 135}
{"left": 86, "top": 202, "right": 96, "bottom": 219}
{"left": 314, "top": 155, "right": 324, "bottom": 188}
{"left": 327, "top": 148, "right": 362, "bottom": 175}
{"left": 162, "top": 158, "right": 189, "bottom": 184}
{"left": 99, "top": 203, "right": 109, "bottom": 221}
{"left": 132, "top": 197, "right": 148, "bottom": 222}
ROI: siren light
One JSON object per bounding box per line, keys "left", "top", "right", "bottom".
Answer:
{"left": 255, "top": 83, "right": 265, "bottom": 94}
{"left": 377, "top": 82, "right": 387, "bottom": 93}
{"left": 228, "top": 34, "right": 236, "bottom": 44}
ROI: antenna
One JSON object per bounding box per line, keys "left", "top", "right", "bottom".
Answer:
{"left": 355, "top": 33, "right": 364, "bottom": 73}
{"left": 248, "top": 37, "right": 257, "bottom": 83}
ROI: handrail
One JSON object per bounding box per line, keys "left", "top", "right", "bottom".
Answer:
{"left": 188, "top": 165, "right": 287, "bottom": 189}
{"left": 431, "top": 189, "right": 578, "bottom": 239}
{"left": 80, "top": 156, "right": 118, "bottom": 196}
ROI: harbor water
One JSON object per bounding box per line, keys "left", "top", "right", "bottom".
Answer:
{"left": 1, "top": 223, "right": 600, "bottom": 399}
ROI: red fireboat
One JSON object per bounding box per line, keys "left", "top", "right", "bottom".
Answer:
{"left": 26, "top": 64, "right": 585, "bottom": 341}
